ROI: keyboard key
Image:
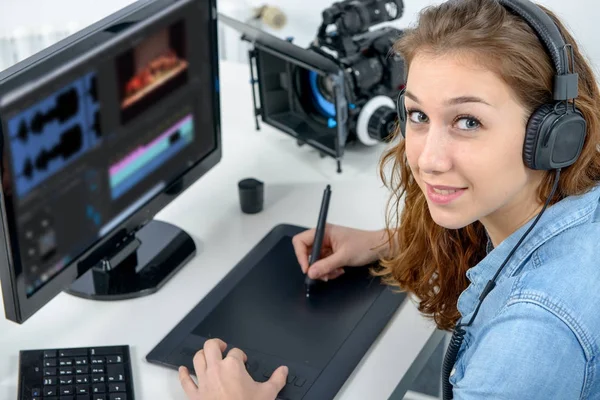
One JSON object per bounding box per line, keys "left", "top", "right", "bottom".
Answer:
{"left": 92, "top": 383, "right": 107, "bottom": 393}
{"left": 44, "top": 359, "right": 57, "bottom": 367}
{"left": 44, "top": 386, "right": 57, "bottom": 396}
{"left": 76, "top": 384, "right": 90, "bottom": 394}
{"left": 106, "top": 365, "right": 124, "bottom": 382}
{"left": 106, "top": 355, "right": 123, "bottom": 364}
{"left": 61, "top": 386, "right": 74, "bottom": 395}
{"left": 90, "top": 347, "right": 123, "bottom": 356}
{"left": 108, "top": 383, "right": 126, "bottom": 392}
{"left": 76, "top": 366, "right": 89, "bottom": 374}
{"left": 59, "top": 348, "right": 88, "bottom": 357}
{"left": 43, "top": 350, "right": 57, "bottom": 358}
{"left": 60, "top": 376, "right": 74, "bottom": 385}
{"left": 109, "top": 394, "right": 127, "bottom": 400}
{"left": 43, "top": 377, "right": 56, "bottom": 385}
{"left": 60, "top": 367, "right": 74, "bottom": 375}
{"left": 75, "top": 357, "right": 89, "bottom": 366}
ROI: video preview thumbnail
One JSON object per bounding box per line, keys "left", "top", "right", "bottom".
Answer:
{"left": 116, "top": 20, "right": 189, "bottom": 124}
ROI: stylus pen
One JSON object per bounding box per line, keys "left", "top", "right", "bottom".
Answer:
{"left": 305, "top": 184, "right": 332, "bottom": 297}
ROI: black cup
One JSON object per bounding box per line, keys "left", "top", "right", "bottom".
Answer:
{"left": 238, "top": 178, "right": 264, "bottom": 214}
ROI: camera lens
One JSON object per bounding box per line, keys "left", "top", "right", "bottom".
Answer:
{"left": 355, "top": 95, "right": 396, "bottom": 146}
{"left": 367, "top": 106, "right": 397, "bottom": 141}
{"left": 308, "top": 71, "right": 336, "bottom": 118}
{"left": 316, "top": 75, "right": 335, "bottom": 103}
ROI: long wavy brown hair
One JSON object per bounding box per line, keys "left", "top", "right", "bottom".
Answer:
{"left": 371, "top": 0, "right": 600, "bottom": 331}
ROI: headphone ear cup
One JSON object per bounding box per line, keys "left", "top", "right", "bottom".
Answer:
{"left": 524, "top": 103, "right": 587, "bottom": 170}
{"left": 396, "top": 88, "right": 407, "bottom": 138}
{"left": 523, "top": 103, "right": 555, "bottom": 169}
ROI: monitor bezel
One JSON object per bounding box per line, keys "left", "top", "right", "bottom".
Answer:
{"left": 0, "top": 0, "right": 222, "bottom": 324}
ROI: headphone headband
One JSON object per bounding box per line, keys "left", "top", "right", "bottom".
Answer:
{"left": 498, "top": 0, "right": 578, "bottom": 100}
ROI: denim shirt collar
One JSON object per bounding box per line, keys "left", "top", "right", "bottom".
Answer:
{"left": 457, "top": 184, "right": 600, "bottom": 318}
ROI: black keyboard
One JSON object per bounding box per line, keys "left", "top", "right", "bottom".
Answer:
{"left": 17, "top": 345, "right": 135, "bottom": 400}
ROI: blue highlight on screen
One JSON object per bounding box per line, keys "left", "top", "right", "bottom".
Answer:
{"left": 7, "top": 72, "right": 101, "bottom": 198}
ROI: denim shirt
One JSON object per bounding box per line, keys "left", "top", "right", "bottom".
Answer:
{"left": 450, "top": 184, "right": 600, "bottom": 399}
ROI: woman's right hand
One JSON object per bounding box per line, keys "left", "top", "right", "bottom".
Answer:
{"left": 291, "top": 223, "right": 388, "bottom": 281}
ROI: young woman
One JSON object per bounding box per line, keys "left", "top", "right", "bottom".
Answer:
{"left": 178, "top": 0, "right": 600, "bottom": 398}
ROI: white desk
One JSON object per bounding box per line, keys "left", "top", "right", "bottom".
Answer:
{"left": 0, "top": 60, "right": 441, "bottom": 400}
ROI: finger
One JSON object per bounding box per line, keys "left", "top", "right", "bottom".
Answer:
{"left": 262, "top": 365, "right": 288, "bottom": 397}
{"left": 322, "top": 267, "right": 345, "bottom": 281}
{"left": 192, "top": 349, "right": 206, "bottom": 373}
{"left": 292, "top": 230, "right": 315, "bottom": 273}
{"left": 308, "top": 252, "right": 345, "bottom": 279}
{"left": 226, "top": 347, "right": 247, "bottom": 363}
{"left": 203, "top": 338, "right": 227, "bottom": 365}
{"left": 179, "top": 366, "right": 198, "bottom": 397}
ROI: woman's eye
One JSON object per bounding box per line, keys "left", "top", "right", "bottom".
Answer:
{"left": 408, "top": 111, "right": 429, "bottom": 124}
{"left": 455, "top": 117, "right": 481, "bottom": 130}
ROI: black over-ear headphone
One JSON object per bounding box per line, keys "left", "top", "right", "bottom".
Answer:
{"left": 396, "top": 0, "right": 587, "bottom": 171}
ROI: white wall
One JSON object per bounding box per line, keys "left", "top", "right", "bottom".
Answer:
{"left": 0, "top": 0, "right": 598, "bottom": 76}
{"left": 219, "top": 0, "right": 600, "bottom": 78}
{"left": 0, "top": 0, "right": 140, "bottom": 37}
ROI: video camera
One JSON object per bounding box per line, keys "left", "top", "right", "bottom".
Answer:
{"left": 219, "top": 0, "right": 406, "bottom": 172}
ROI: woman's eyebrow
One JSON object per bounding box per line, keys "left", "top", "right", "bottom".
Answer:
{"left": 405, "top": 90, "right": 493, "bottom": 107}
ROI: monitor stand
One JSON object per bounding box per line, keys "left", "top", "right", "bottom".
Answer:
{"left": 64, "top": 219, "right": 197, "bottom": 300}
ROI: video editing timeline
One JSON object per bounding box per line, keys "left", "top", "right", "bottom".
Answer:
{"left": 7, "top": 72, "right": 101, "bottom": 199}
{"left": 109, "top": 114, "right": 194, "bottom": 199}
{"left": 116, "top": 19, "right": 189, "bottom": 124}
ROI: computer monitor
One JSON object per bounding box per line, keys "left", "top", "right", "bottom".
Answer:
{"left": 0, "top": 0, "right": 221, "bottom": 324}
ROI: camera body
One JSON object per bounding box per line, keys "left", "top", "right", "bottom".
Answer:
{"left": 311, "top": 21, "right": 405, "bottom": 147}
{"left": 220, "top": 0, "right": 406, "bottom": 172}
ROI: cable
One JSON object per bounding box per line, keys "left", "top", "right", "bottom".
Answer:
{"left": 442, "top": 168, "right": 561, "bottom": 400}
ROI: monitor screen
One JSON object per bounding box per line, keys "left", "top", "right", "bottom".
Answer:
{"left": 0, "top": 0, "right": 221, "bottom": 323}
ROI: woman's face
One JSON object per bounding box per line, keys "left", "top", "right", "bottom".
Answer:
{"left": 404, "top": 52, "right": 545, "bottom": 243}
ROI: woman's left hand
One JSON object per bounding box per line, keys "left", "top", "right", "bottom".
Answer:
{"left": 178, "top": 338, "right": 289, "bottom": 400}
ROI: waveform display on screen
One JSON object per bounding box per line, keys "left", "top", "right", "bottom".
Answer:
{"left": 7, "top": 72, "right": 102, "bottom": 198}
{"left": 109, "top": 114, "right": 194, "bottom": 199}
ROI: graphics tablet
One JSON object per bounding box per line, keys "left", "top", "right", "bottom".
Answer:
{"left": 146, "top": 224, "right": 406, "bottom": 399}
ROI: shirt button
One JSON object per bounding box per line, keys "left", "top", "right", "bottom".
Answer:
{"left": 450, "top": 367, "right": 456, "bottom": 376}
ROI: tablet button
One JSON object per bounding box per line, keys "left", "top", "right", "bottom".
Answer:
{"left": 286, "top": 374, "right": 295, "bottom": 384}
{"left": 294, "top": 377, "right": 306, "bottom": 387}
